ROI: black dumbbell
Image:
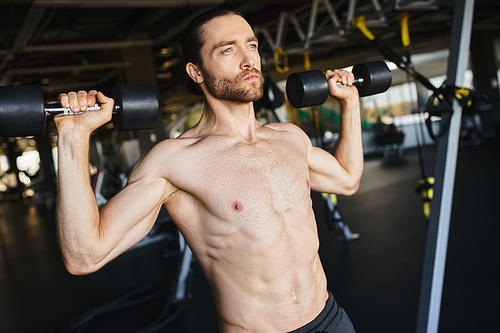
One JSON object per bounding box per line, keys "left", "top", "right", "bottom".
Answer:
{"left": 0, "top": 84, "right": 159, "bottom": 137}
{"left": 286, "top": 61, "right": 392, "bottom": 108}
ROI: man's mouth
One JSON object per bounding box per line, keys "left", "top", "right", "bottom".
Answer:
{"left": 239, "top": 68, "right": 261, "bottom": 81}
{"left": 245, "top": 73, "right": 260, "bottom": 81}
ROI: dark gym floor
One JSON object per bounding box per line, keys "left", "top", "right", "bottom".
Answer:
{"left": 1, "top": 136, "right": 499, "bottom": 333}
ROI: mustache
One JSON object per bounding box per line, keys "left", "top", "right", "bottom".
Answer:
{"left": 239, "top": 68, "right": 261, "bottom": 79}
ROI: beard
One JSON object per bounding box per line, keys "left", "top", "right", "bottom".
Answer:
{"left": 201, "top": 67, "right": 264, "bottom": 103}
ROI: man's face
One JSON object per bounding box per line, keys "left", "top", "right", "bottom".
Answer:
{"left": 198, "top": 14, "right": 263, "bottom": 103}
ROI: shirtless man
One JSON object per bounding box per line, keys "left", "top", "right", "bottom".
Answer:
{"left": 55, "top": 7, "right": 362, "bottom": 333}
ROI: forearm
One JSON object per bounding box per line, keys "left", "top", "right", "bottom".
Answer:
{"left": 56, "top": 130, "right": 102, "bottom": 273}
{"left": 332, "top": 97, "right": 364, "bottom": 185}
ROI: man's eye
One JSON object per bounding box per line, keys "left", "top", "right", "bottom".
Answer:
{"left": 223, "top": 48, "right": 232, "bottom": 53}
{"left": 249, "top": 44, "right": 257, "bottom": 49}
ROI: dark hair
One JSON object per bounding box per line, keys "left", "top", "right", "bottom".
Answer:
{"left": 182, "top": 6, "right": 241, "bottom": 95}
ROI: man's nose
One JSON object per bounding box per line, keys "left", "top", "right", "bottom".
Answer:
{"left": 241, "top": 50, "right": 256, "bottom": 69}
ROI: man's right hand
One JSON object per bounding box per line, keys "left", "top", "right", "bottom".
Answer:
{"left": 325, "top": 69, "right": 358, "bottom": 105}
{"left": 55, "top": 90, "right": 114, "bottom": 135}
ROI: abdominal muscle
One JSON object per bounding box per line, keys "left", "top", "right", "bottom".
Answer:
{"left": 191, "top": 205, "right": 329, "bottom": 333}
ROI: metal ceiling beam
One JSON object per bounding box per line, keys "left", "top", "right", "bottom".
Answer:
{"left": 21, "top": 40, "right": 154, "bottom": 53}
{"left": 346, "top": 0, "right": 388, "bottom": 29}
{"left": 30, "top": 7, "right": 59, "bottom": 46}
{"left": 0, "top": 5, "right": 46, "bottom": 73}
{"left": 4, "top": 62, "right": 132, "bottom": 76}
{"left": 154, "top": 6, "right": 211, "bottom": 46}
{"left": 43, "top": 69, "right": 122, "bottom": 95}
{"left": 155, "top": 2, "right": 268, "bottom": 48}
{"left": 255, "top": 0, "right": 348, "bottom": 55}
{"left": 34, "top": 0, "right": 224, "bottom": 7}
{"left": 124, "top": 8, "right": 172, "bottom": 36}
{"left": 395, "top": 0, "right": 439, "bottom": 10}
{"left": 255, "top": 0, "right": 398, "bottom": 68}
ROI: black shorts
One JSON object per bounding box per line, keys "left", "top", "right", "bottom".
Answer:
{"left": 287, "top": 291, "right": 356, "bottom": 333}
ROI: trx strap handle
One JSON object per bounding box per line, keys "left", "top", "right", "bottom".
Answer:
{"left": 455, "top": 87, "right": 473, "bottom": 107}
{"left": 417, "top": 177, "right": 435, "bottom": 219}
{"left": 425, "top": 85, "right": 474, "bottom": 142}
{"left": 322, "top": 193, "right": 338, "bottom": 203}
{"left": 274, "top": 47, "right": 289, "bottom": 73}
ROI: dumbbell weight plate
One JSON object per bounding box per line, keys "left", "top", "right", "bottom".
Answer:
{"left": 286, "top": 70, "right": 328, "bottom": 109}
{"left": 0, "top": 85, "right": 46, "bottom": 137}
{"left": 111, "top": 84, "right": 159, "bottom": 131}
{"left": 352, "top": 61, "right": 392, "bottom": 97}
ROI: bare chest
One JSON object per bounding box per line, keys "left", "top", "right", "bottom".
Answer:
{"left": 176, "top": 137, "right": 311, "bottom": 222}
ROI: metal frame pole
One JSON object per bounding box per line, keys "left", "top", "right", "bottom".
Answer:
{"left": 416, "top": 0, "right": 475, "bottom": 332}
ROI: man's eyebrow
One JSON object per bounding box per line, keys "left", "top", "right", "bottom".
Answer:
{"left": 212, "top": 40, "right": 236, "bottom": 50}
{"left": 212, "top": 36, "right": 258, "bottom": 50}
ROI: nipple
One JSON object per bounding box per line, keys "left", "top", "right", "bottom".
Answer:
{"left": 232, "top": 201, "right": 244, "bottom": 213}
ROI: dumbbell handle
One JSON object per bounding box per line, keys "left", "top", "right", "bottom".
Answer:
{"left": 336, "top": 77, "right": 364, "bottom": 87}
{"left": 44, "top": 103, "right": 120, "bottom": 116}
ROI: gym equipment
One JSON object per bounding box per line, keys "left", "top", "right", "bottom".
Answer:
{"left": 286, "top": 61, "right": 392, "bottom": 108}
{"left": 322, "top": 193, "right": 360, "bottom": 242}
{"left": 416, "top": 1, "right": 475, "bottom": 332}
{"left": 0, "top": 84, "right": 159, "bottom": 137}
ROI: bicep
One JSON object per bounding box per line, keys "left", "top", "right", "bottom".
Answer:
{"left": 308, "top": 146, "right": 354, "bottom": 195}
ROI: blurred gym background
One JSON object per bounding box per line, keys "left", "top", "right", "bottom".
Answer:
{"left": 0, "top": 1, "right": 499, "bottom": 332}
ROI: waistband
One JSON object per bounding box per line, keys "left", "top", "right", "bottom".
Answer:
{"left": 287, "top": 291, "right": 339, "bottom": 333}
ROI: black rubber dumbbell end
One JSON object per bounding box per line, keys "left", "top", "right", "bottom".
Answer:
{"left": 111, "top": 84, "right": 159, "bottom": 131}
{"left": 286, "top": 70, "right": 328, "bottom": 109}
{"left": 0, "top": 85, "right": 46, "bottom": 137}
{"left": 111, "top": 84, "right": 160, "bottom": 131}
{"left": 353, "top": 61, "right": 392, "bottom": 97}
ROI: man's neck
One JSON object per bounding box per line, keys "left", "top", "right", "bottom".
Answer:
{"left": 196, "top": 97, "right": 261, "bottom": 142}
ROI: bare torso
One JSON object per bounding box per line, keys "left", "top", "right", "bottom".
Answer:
{"left": 161, "top": 122, "right": 328, "bottom": 332}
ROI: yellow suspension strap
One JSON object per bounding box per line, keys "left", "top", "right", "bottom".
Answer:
{"left": 350, "top": 15, "right": 375, "bottom": 41}
{"left": 303, "top": 52, "right": 311, "bottom": 71}
{"left": 322, "top": 192, "right": 337, "bottom": 203}
{"left": 274, "top": 47, "right": 289, "bottom": 73}
{"left": 322, "top": 193, "right": 339, "bottom": 230}
{"left": 398, "top": 11, "right": 434, "bottom": 220}
{"left": 419, "top": 177, "right": 435, "bottom": 219}
{"left": 455, "top": 87, "right": 473, "bottom": 107}
{"left": 397, "top": 11, "right": 415, "bottom": 68}
{"left": 397, "top": 12, "right": 411, "bottom": 48}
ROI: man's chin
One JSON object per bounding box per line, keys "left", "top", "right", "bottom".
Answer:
{"left": 244, "top": 90, "right": 264, "bottom": 103}
{"left": 229, "top": 85, "right": 263, "bottom": 104}
{"left": 252, "top": 91, "right": 264, "bottom": 102}
{"left": 246, "top": 84, "right": 263, "bottom": 102}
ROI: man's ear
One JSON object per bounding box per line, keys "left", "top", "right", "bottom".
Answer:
{"left": 186, "top": 62, "right": 203, "bottom": 84}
